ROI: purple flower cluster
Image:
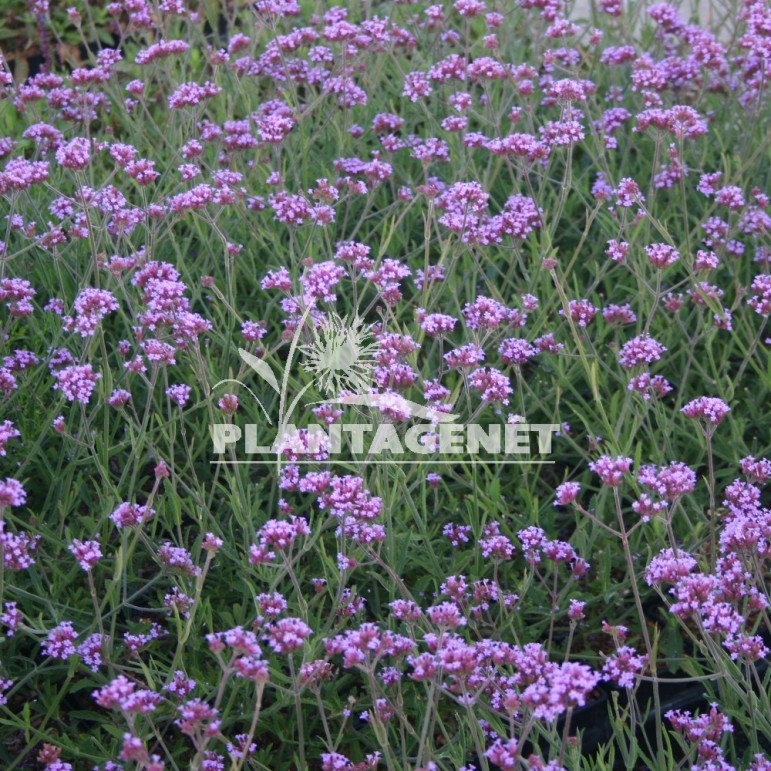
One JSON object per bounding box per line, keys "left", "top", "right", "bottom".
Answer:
{"left": 0, "top": 0, "right": 769, "bottom": 766}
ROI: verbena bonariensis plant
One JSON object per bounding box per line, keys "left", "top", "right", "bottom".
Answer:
{"left": 0, "top": 0, "right": 769, "bottom": 768}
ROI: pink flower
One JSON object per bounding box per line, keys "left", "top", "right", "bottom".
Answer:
{"left": 618, "top": 335, "right": 667, "bottom": 369}
{"left": 67, "top": 288, "right": 119, "bottom": 336}
{"left": 241, "top": 320, "right": 267, "bottom": 341}
{"left": 301, "top": 261, "right": 345, "bottom": 303}
{"left": 645, "top": 548, "right": 697, "bottom": 586}
{"left": 714, "top": 185, "right": 745, "bottom": 211}
{"left": 644, "top": 243, "right": 680, "bottom": 268}
{"left": 0, "top": 159, "right": 49, "bottom": 191}
{"left": 78, "top": 633, "right": 106, "bottom": 671}
{"left": 176, "top": 698, "right": 221, "bottom": 737}
{"left": 469, "top": 367, "right": 512, "bottom": 404}
{"left": 0, "top": 522, "right": 38, "bottom": 569}
{"left": 168, "top": 81, "right": 221, "bottom": 108}
{"left": 606, "top": 239, "right": 630, "bottom": 263}
{"left": 265, "top": 617, "right": 312, "bottom": 653}
{"left": 218, "top": 394, "right": 238, "bottom": 414}
{"left": 564, "top": 299, "right": 598, "bottom": 327}
{"left": 480, "top": 533, "right": 516, "bottom": 560}
{"left": 0, "top": 277, "right": 36, "bottom": 317}
{"left": 202, "top": 532, "right": 224, "bottom": 553}
{"left": 166, "top": 384, "right": 192, "bottom": 407}
{"left": 110, "top": 502, "right": 155, "bottom": 528}
{"left": 125, "top": 158, "right": 159, "bottom": 185}
{"left": 1, "top": 602, "right": 22, "bottom": 635}
{"left": 158, "top": 543, "right": 200, "bottom": 577}
{"left": 135, "top": 38, "right": 190, "bottom": 65}
{"left": 499, "top": 338, "right": 536, "bottom": 365}
{"left": 522, "top": 661, "right": 600, "bottom": 720}
{"left": 603, "top": 646, "right": 647, "bottom": 688}
{"left": 94, "top": 676, "right": 160, "bottom": 713}
{"left": 55, "top": 137, "right": 90, "bottom": 170}
{"left": 0, "top": 421, "right": 20, "bottom": 456}
{"left": 632, "top": 493, "right": 667, "bottom": 522}
{"left": 417, "top": 310, "right": 457, "bottom": 337}
{"left": 0, "top": 478, "right": 26, "bottom": 507}
{"left": 590, "top": 455, "right": 633, "bottom": 486}
{"left": 554, "top": 482, "right": 580, "bottom": 506}
{"left": 486, "top": 738, "right": 519, "bottom": 769}
{"left": 42, "top": 621, "right": 78, "bottom": 660}
{"left": 681, "top": 397, "right": 731, "bottom": 425}
{"left": 638, "top": 461, "right": 696, "bottom": 500}
{"left": 234, "top": 656, "right": 270, "bottom": 682}
{"left": 427, "top": 601, "right": 466, "bottom": 628}
{"left": 603, "top": 304, "right": 637, "bottom": 325}
{"left": 107, "top": 389, "right": 131, "bottom": 407}
{"left": 444, "top": 344, "right": 485, "bottom": 369}
{"left": 53, "top": 364, "right": 101, "bottom": 403}
{"left": 68, "top": 539, "right": 102, "bottom": 570}
{"left": 463, "top": 295, "right": 510, "bottom": 330}
{"left": 164, "top": 671, "right": 197, "bottom": 699}
{"left": 403, "top": 71, "right": 431, "bottom": 102}
{"left": 615, "top": 177, "right": 645, "bottom": 207}
{"left": 748, "top": 274, "right": 771, "bottom": 316}
{"left": 740, "top": 455, "right": 771, "bottom": 483}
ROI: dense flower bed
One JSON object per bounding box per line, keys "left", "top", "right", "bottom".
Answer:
{"left": 0, "top": 0, "right": 770, "bottom": 768}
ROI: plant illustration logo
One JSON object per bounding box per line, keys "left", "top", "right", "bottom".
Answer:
{"left": 210, "top": 311, "right": 558, "bottom": 462}
{"left": 299, "top": 314, "right": 379, "bottom": 397}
